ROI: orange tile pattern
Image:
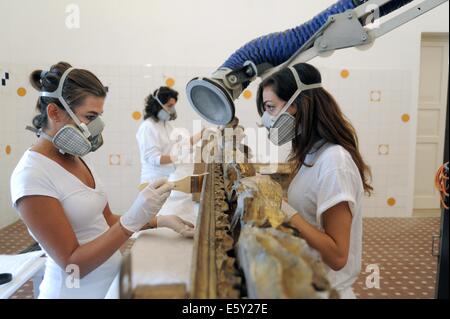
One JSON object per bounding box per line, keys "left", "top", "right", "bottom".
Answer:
{"left": 132, "top": 111, "right": 142, "bottom": 121}
{"left": 17, "top": 87, "right": 27, "bottom": 97}
{"left": 243, "top": 89, "right": 252, "bottom": 99}
{"left": 401, "top": 114, "right": 410, "bottom": 123}
{"left": 165, "top": 77, "right": 175, "bottom": 88}
{"left": 340, "top": 69, "right": 350, "bottom": 79}
{"left": 387, "top": 197, "right": 396, "bottom": 206}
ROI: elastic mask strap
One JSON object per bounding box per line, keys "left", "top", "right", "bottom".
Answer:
{"left": 38, "top": 130, "right": 54, "bottom": 142}
{"left": 40, "top": 68, "right": 83, "bottom": 127}
{"left": 273, "top": 67, "right": 322, "bottom": 122}
{"left": 153, "top": 89, "right": 163, "bottom": 107}
{"left": 289, "top": 66, "right": 322, "bottom": 92}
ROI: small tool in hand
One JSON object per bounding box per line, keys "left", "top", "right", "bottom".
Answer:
{"left": 138, "top": 173, "right": 208, "bottom": 194}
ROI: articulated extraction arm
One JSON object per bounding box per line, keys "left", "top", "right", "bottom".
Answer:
{"left": 186, "top": 0, "right": 448, "bottom": 125}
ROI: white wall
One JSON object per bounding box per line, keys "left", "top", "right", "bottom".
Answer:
{"left": 0, "top": 0, "right": 448, "bottom": 67}
{"left": 0, "top": 0, "right": 448, "bottom": 228}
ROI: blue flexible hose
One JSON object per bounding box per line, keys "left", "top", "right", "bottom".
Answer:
{"left": 221, "top": 0, "right": 413, "bottom": 70}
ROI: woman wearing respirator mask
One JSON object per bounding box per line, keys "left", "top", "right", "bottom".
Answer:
{"left": 10, "top": 62, "right": 194, "bottom": 299}
{"left": 136, "top": 87, "right": 202, "bottom": 183}
{"left": 257, "top": 63, "right": 373, "bottom": 298}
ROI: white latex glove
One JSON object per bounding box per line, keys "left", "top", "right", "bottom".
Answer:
{"left": 156, "top": 215, "right": 195, "bottom": 238}
{"left": 120, "top": 178, "right": 173, "bottom": 233}
{"left": 281, "top": 200, "right": 299, "bottom": 222}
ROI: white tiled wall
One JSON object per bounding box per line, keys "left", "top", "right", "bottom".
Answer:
{"left": 0, "top": 62, "right": 415, "bottom": 228}
{"left": 321, "top": 67, "right": 414, "bottom": 218}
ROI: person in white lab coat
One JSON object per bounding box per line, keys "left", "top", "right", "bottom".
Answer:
{"left": 10, "top": 62, "right": 194, "bottom": 299}
{"left": 136, "top": 86, "right": 202, "bottom": 183}
{"left": 257, "top": 62, "right": 373, "bottom": 298}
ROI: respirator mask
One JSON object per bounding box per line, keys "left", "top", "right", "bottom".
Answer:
{"left": 261, "top": 66, "right": 322, "bottom": 146}
{"left": 27, "top": 67, "right": 105, "bottom": 157}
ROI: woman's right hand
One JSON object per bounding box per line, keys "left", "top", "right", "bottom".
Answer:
{"left": 120, "top": 178, "right": 173, "bottom": 233}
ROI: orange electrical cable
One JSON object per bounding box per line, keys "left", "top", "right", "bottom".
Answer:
{"left": 435, "top": 162, "right": 449, "bottom": 209}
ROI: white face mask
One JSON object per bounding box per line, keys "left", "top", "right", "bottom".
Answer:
{"left": 29, "top": 68, "right": 105, "bottom": 157}
{"left": 154, "top": 89, "right": 177, "bottom": 121}
{"left": 261, "top": 66, "right": 322, "bottom": 146}
{"left": 157, "top": 108, "right": 176, "bottom": 121}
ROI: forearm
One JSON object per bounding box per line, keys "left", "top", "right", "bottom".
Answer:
{"left": 106, "top": 213, "right": 121, "bottom": 227}
{"left": 290, "top": 214, "right": 348, "bottom": 270}
{"left": 66, "top": 222, "right": 131, "bottom": 278}
{"left": 160, "top": 155, "right": 173, "bottom": 164}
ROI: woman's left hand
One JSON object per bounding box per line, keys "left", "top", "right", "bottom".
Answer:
{"left": 156, "top": 215, "right": 195, "bottom": 238}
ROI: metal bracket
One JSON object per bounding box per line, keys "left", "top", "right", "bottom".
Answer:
{"left": 314, "top": 10, "right": 370, "bottom": 53}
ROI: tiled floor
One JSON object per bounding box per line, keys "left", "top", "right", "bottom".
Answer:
{"left": 0, "top": 221, "right": 36, "bottom": 255}
{"left": 0, "top": 217, "right": 441, "bottom": 299}
{"left": 353, "top": 217, "right": 440, "bottom": 299}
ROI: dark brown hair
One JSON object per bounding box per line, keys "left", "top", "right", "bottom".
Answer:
{"left": 256, "top": 63, "right": 373, "bottom": 195}
{"left": 144, "top": 86, "right": 178, "bottom": 122}
{"left": 29, "top": 61, "right": 107, "bottom": 129}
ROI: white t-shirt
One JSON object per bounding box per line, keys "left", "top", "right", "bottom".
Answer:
{"left": 287, "top": 141, "right": 364, "bottom": 299}
{"left": 10, "top": 149, "right": 121, "bottom": 299}
{"left": 136, "top": 118, "right": 176, "bottom": 183}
